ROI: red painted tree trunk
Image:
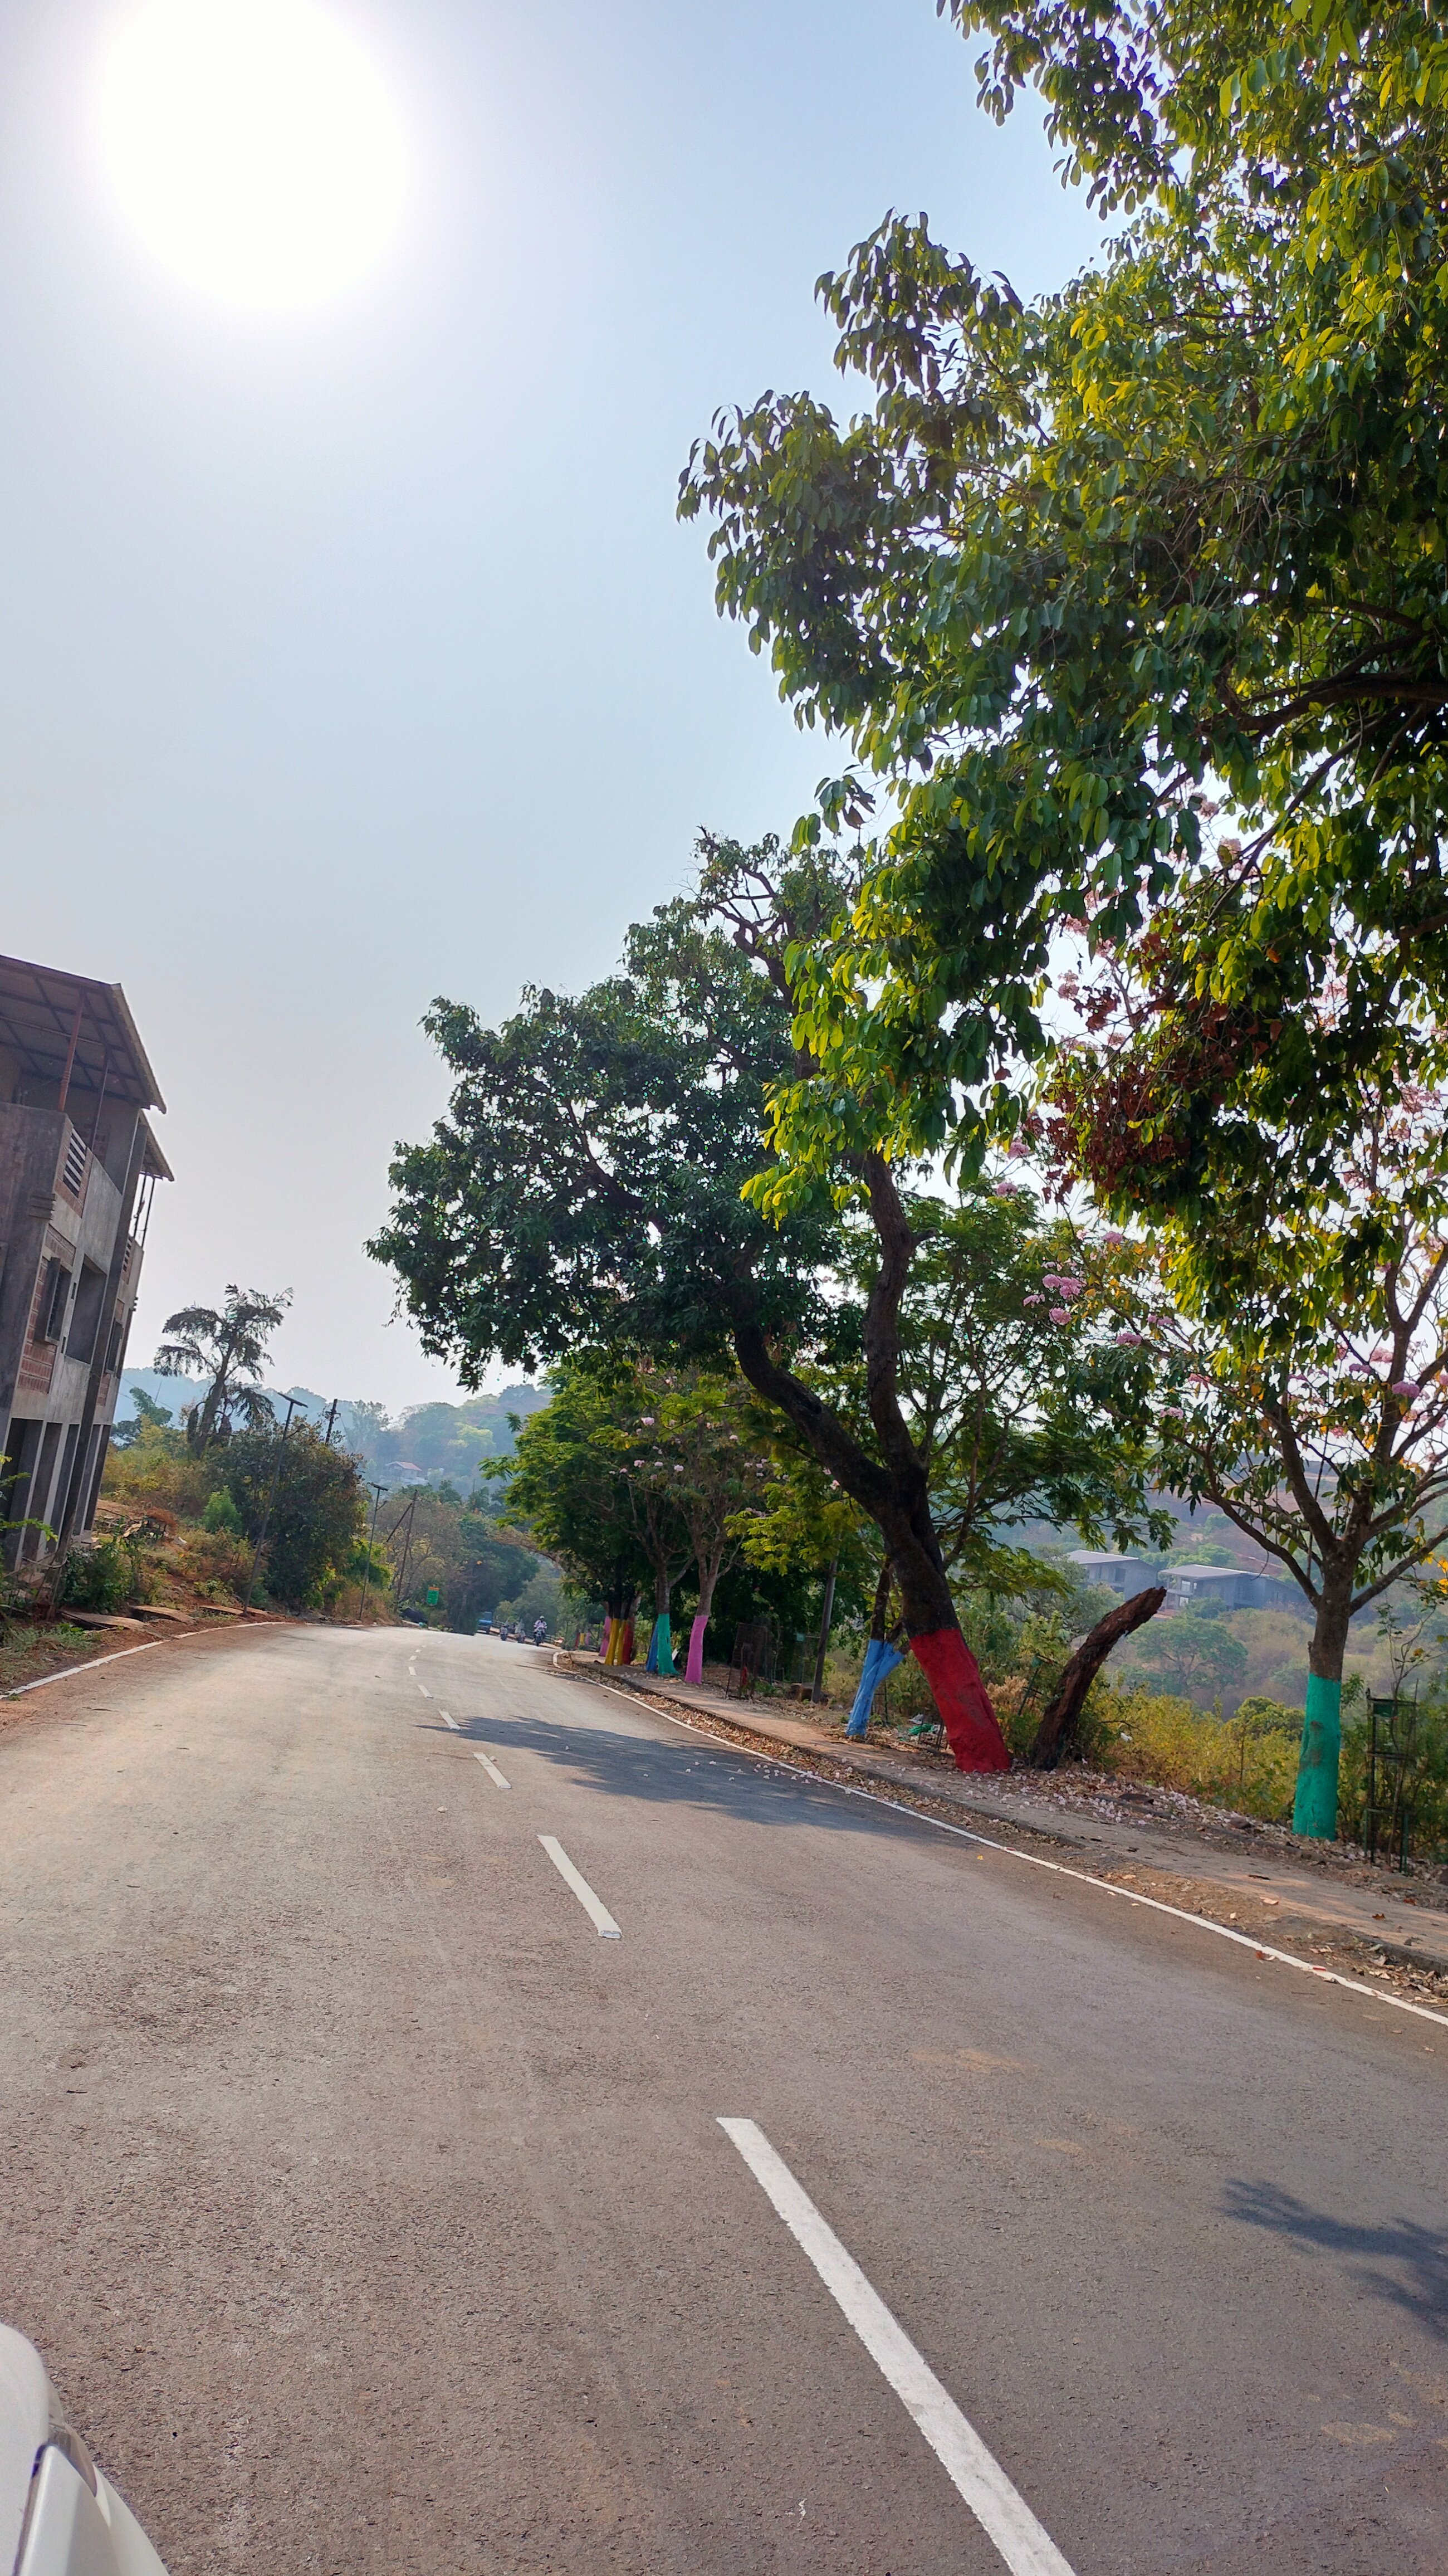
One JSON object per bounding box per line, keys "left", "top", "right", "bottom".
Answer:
{"left": 909, "top": 1627, "right": 1011, "bottom": 1772}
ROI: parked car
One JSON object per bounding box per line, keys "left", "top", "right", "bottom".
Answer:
{"left": 1, "top": 2320, "right": 169, "bottom": 2574}
{"left": 400, "top": 1606, "right": 428, "bottom": 1626}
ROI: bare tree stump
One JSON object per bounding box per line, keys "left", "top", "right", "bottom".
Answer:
{"left": 1028, "top": 1585, "right": 1166, "bottom": 1770}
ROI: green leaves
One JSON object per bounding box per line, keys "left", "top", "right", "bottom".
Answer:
{"left": 681, "top": 2, "right": 1448, "bottom": 1206}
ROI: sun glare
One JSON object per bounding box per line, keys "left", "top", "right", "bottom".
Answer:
{"left": 88, "top": 0, "right": 413, "bottom": 317}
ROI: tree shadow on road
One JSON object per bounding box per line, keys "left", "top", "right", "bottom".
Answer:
{"left": 1223, "top": 2178, "right": 1448, "bottom": 2338}
{"left": 420, "top": 1707, "right": 943, "bottom": 1846}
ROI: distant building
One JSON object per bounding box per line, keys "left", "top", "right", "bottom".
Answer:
{"left": 1164, "top": 1562, "right": 1297, "bottom": 1612}
{"left": 1067, "top": 1550, "right": 1158, "bottom": 1601}
{"left": 0, "top": 955, "right": 170, "bottom": 1567}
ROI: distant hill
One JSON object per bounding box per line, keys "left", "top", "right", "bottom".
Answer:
{"left": 116, "top": 1370, "right": 552, "bottom": 1492}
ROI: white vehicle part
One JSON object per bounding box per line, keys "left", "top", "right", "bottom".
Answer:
{"left": 14, "top": 2447, "right": 168, "bottom": 2576}
{"left": 0, "top": 2324, "right": 169, "bottom": 2576}
{"left": 0, "top": 2330, "right": 48, "bottom": 2576}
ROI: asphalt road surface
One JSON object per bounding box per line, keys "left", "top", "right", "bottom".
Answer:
{"left": 1, "top": 1624, "right": 1445, "bottom": 2576}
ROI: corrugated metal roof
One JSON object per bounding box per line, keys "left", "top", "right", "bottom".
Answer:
{"left": 0, "top": 953, "right": 165, "bottom": 1112}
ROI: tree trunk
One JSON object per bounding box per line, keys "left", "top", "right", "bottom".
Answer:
{"left": 728, "top": 1159, "right": 1010, "bottom": 1773}
{"left": 645, "top": 1553, "right": 676, "bottom": 1675}
{"left": 684, "top": 1613, "right": 710, "bottom": 1685}
{"left": 686, "top": 1545, "right": 728, "bottom": 1685}
{"left": 1029, "top": 1586, "right": 1166, "bottom": 1769}
{"left": 846, "top": 1562, "right": 900, "bottom": 1739}
{"left": 1295, "top": 1578, "right": 1353, "bottom": 1840}
{"left": 810, "top": 1557, "right": 838, "bottom": 1705}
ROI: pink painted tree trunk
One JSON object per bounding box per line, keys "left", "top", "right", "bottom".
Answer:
{"left": 685, "top": 1612, "right": 708, "bottom": 1682}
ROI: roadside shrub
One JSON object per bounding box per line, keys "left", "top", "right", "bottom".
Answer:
{"left": 175, "top": 1529, "right": 253, "bottom": 1603}
{"left": 102, "top": 1424, "right": 213, "bottom": 1523}
{"left": 61, "top": 1534, "right": 149, "bottom": 1613}
{"left": 221, "top": 1424, "right": 365, "bottom": 1607}
{"left": 1091, "top": 1683, "right": 1299, "bottom": 1822}
{"left": 202, "top": 1488, "right": 242, "bottom": 1536}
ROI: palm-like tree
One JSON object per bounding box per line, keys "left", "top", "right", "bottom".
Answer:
{"left": 154, "top": 1286, "right": 291, "bottom": 1454}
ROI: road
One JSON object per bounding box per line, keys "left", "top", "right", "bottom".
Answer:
{"left": 0, "top": 1624, "right": 1444, "bottom": 2575}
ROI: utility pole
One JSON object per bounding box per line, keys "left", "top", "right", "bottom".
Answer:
{"left": 811, "top": 1557, "right": 839, "bottom": 1704}
{"left": 323, "top": 1398, "right": 339, "bottom": 1445}
{"left": 242, "top": 1394, "right": 307, "bottom": 1616}
{"left": 357, "top": 1480, "right": 387, "bottom": 1623}
{"left": 392, "top": 1491, "right": 419, "bottom": 1612}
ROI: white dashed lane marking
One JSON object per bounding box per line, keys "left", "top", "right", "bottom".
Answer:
{"left": 474, "top": 1749, "right": 510, "bottom": 1789}
{"left": 539, "top": 1835, "right": 620, "bottom": 1936}
{"left": 719, "top": 2120, "right": 1074, "bottom": 2576}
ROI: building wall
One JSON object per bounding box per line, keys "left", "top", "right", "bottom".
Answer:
{"left": 0, "top": 1102, "right": 145, "bottom": 1562}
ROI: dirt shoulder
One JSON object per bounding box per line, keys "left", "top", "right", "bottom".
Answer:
{"left": 557, "top": 1651, "right": 1448, "bottom": 2012}
{"left": 0, "top": 1611, "right": 281, "bottom": 1734}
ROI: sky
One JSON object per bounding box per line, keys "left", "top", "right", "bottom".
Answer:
{"left": 0, "top": 0, "right": 1106, "bottom": 1414}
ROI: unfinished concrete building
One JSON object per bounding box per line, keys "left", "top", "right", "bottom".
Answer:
{"left": 0, "top": 954, "right": 170, "bottom": 1568}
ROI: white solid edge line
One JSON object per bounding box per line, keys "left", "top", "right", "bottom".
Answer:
{"left": 587, "top": 1679, "right": 1448, "bottom": 2035}
{"left": 538, "top": 1833, "right": 620, "bottom": 1935}
{"left": 2, "top": 1625, "right": 239, "bottom": 1700}
{"left": 4, "top": 1638, "right": 164, "bottom": 1696}
{"left": 474, "top": 1748, "right": 510, "bottom": 1789}
{"left": 719, "top": 2119, "right": 1074, "bottom": 2576}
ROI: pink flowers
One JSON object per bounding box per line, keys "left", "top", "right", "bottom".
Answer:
{"left": 1392, "top": 1380, "right": 1422, "bottom": 1398}
{"left": 1116, "top": 1329, "right": 1144, "bottom": 1347}
{"left": 1103, "top": 1230, "right": 1124, "bottom": 1247}
{"left": 1049, "top": 1306, "right": 1071, "bottom": 1325}
{"left": 1043, "top": 1274, "right": 1083, "bottom": 1299}
{"left": 992, "top": 1182, "right": 1020, "bottom": 1198}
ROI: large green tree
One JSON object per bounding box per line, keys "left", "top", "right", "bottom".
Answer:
{"left": 503, "top": 1362, "right": 654, "bottom": 1629}
{"left": 373, "top": 840, "right": 1161, "bottom": 1765}
{"left": 680, "top": 2, "right": 1448, "bottom": 1206}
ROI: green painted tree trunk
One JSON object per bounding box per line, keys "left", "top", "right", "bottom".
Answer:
{"left": 1293, "top": 1673, "right": 1342, "bottom": 1838}
{"left": 1294, "top": 1585, "right": 1353, "bottom": 1840}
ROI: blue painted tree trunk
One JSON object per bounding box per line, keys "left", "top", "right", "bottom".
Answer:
{"left": 846, "top": 1637, "right": 903, "bottom": 1738}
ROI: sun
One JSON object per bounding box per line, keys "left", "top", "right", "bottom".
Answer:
{"left": 87, "top": 0, "right": 414, "bottom": 318}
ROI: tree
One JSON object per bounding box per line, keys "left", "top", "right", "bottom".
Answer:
{"left": 607, "top": 1368, "right": 775, "bottom": 1678}
{"left": 1029, "top": 1583, "right": 1167, "bottom": 1768}
{"left": 1090, "top": 1216, "right": 1448, "bottom": 1837}
{"left": 154, "top": 1287, "right": 290, "bottom": 1455}
{"left": 679, "top": 3, "right": 1448, "bottom": 1204}
{"left": 370, "top": 838, "right": 997, "bottom": 1766}
{"left": 374, "top": 1481, "right": 541, "bottom": 1630}
{"left": 503, "top": 1363, "right": 654, "bottom": 1634}
{"left": 222, "top": 1421, "right": 364, "bottom": 1608}
{"left": 1045, "top": 930, "right": 1448, "bottom": 1832}
{"left": 372, "top": 842, "right": 1154, "bottom": 1769}
{"left": 1133, "top": 1612, "right": 1249, "bottom": 1704}
{"left": 109, "top": 1387, "right": 173, "bottom": 1451}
